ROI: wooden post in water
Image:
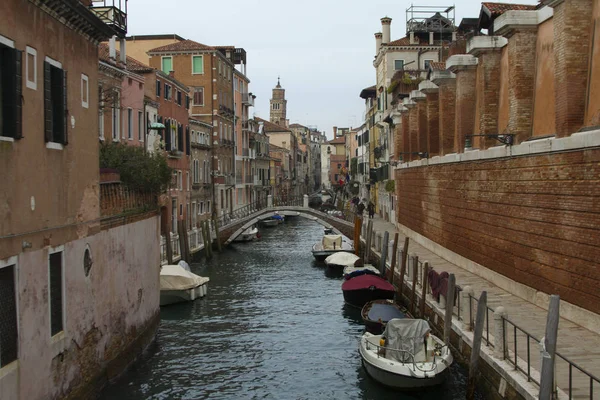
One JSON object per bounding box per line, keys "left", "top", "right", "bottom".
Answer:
{"left": 420, "top": 262, "right": 429, "bottom": 318}
{"left": 539, "top": 295, "right": 560, "bottom": 400}
{"left": 388, "top": 233, "right": 399, "bottom": 284}
{"left": 398, "top": 237, "right": 409, "bottom": 302}
{"left": 212, "top": 218, "right": 222, "bottom": 252}
{"left": 354, "top": 216, "right": 362, "bottom": 256}
{"left": 203, "top": 221, "right": 212, "bottom": 259}
{"left": 410, "top": 255, "right": 418, "bottom": 316}
{"left": 364, "top": 220, "right": 373, "bottom": 264}
{"left": 165, "top": 230, "right": 174, "bottom": 265}
{"left": 178, "top": 220, "right": 190, "bottom": 263}
{"left": 379, "top": 231, "right": 389, "bottom": 276}
{"left": 467, "top": 290, "right": 487, "bottom": 400}
{"left": 444, "top": 274, "right": 456, "bottom": 344}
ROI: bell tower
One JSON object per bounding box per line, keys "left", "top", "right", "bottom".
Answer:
{"left": 269, "top": 77, "right": 287, "bottom": 126}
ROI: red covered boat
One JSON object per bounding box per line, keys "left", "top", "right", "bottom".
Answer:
{"left": 341, "top": 274, "right": 395, "bottom": 308}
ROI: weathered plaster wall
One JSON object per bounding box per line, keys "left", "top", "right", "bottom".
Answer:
{"left": 1, "top": 215, "right": 160, "bottom": 400}
{"left": 532, "top": 19, "right": 556, "bottom": 136}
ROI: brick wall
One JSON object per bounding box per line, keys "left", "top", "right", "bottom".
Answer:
{"left": 408, "top": 106, "right": 419, "bottom": 160}
{"left": 475, "top": 51, "right": 502, "bottom": 149}
{"left": 438, "top": 79, "right": 457, "bottom": 155}
{"left": 100, "top": 182, "right": 157, "bottom": 216}
{"left": 425, "top": 92, "right": 440, "bottom": 156}
{"left": 454, "top": 68, "right": 477, "bottom": 152}
{"left": 400, "top": 112, "right": 410, "bottom": 159}
{"left": 394, "top": 148, "right": 600, "bottom": 314}
{"left": 416, "top": 100, "right": 428, "bottom": 154}
{"left": 554, "top": 0, "right": 593, "bottom": 136}
{"left": 507, "top": 29, "right": 537, "bottom": 143}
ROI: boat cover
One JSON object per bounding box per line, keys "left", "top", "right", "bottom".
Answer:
{"left": 341, "top": 274, "right": 394, "bottom": 291}
{"left": 322, "top": 235, "right": 343, "bottom": 250}
{"left": 383, "top": 319, "right": 431, "bottom": 363}
{"left": 160, "top": 265, "right": 209, "bottom": 291}
{"left": 325, "top": 252, "right": 359, "bottom": 267}
{"left": 367, "top": 303, "right": 405, "bottom": 322}
{"left": 178, "top": 260, "right": 191, "bottom": 272}
{"left": 343, "top": 264, "right": 381, "bottom": 278}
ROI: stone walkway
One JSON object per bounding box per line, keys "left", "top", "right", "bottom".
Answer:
{"left": 363, "top": 214, "right": 600, "bottom": 400}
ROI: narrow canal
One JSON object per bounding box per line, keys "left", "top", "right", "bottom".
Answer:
{"left": 101, "top": 218, "right": 476, "bottom": 399}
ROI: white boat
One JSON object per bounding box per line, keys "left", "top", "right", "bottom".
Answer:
{"left": 343, "top": 264, "right": 381, "bottom": 279}
{"left": 260, "top": 218, "right": 279, "bottom": 227}
{"left": 359, "top": 319, "right": 453, "bottom": 389}
{"left": 312, "top": 234, "right": 354, "bottom": 261}
{"left": 233, "top": 225, "right": 259, "bottom": 242}
{"left": 160, "top": 264, "right": 209, "bottom": 306}
{"left": 324, "top": 252, "right": 360, "bottom": 269}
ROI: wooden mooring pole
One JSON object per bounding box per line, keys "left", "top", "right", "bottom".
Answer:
{"left": 398, "top": 237, "right": 409, "bottom": 302}
{"left": 364, "top": 220, "right": 373, "bottom": 264}
{"left": 539, "top": 295, "right": 560, "bottom": 400}
{"left": 379, "top": 231, "right": 389, "bottom": 276}
{"left": 202, "top": 221, "right": 212, "bottom": 259}
{"left": 388, "top": 233, "right": 399, "bottom": 284}
{"left": 410, "top": 255, "right": 418, "bottom": 316}
{"left": 354, "top": 216, "right": 362, "bottom": 256}
{"left": 467, "top": 290, "right": 487, "bottom": 400}
{"left": 420, "top": 261, "right": 429, "bottom": 318}
{"left": 212, "top": 218, "right": 222, "bottom": 252}
{"left": 443, "top": 273, "right": 456, "bottom": 344}
{"left": 165, "top": 230, "right": 173, "bottom": 265}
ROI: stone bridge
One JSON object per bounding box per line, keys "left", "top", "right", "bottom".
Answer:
{"left": 219, "top": 196, "right": 355, "bottom": 245}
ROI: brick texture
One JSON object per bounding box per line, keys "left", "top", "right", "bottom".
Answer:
{"left": 408, "top": 107, "right": 419, "bottom": 161}
{"left": 508, "top": 29, "right": 537, "bottom": 143}
{"left": 454, "top": 68, "right": 477, "bottom": 153}
{"left": 400, "top": 112, "right": 410, "bottom": 160}
{"left": 416, "top": 100, "right": 428, "bottom": 154}
{"left": 476, "top": 50, "right": 503, "bottom": 149}
{"left": 438, "top": 79, "right": 457, "bottom": 155}
{"left": 394, "top": 148, "right": 600, "bottom": 314}
{"left": 554, "top": 0, "right": 593, "bottom": 136}
{"left": 426, "top": 92, "right": 440, "bottom": 156}
{"left": 100, "top": 182, "right": 157, "bottom": 216}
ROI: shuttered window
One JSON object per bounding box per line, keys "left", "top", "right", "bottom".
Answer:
{"left": 192, "top": 55, "right": 203, "bottom": 74}
{"left": 161, "top": 57, "right": 172, "bottom": 74}
{"left": 44, "top": 61, "right": 67, "bottom": 144}
{"left": 49, "top": 251, "right": 63, "bottom": 337}
{"left": 177, "top": 123, "right": 183, "bottom": 152}
{"left": 0, "top": 44, "right": 23, "bottom": 139}
{"left": 185, "top": 125, "right": 190, "bottom": 155}
{"left": 0, "top": 263, "right": 18, "bottom": 367}
{"left": 193, "top": 87, "right": 204, "bottom": 106}
{"left": 156, "top": 80, "right": 161, "bottom": 97}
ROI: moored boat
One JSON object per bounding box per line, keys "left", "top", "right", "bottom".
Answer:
{"left": 359, "top": 319, "right": 453, "bottom": 389}
{"left": 233, "top": 224, "right": 259, "bottom": 242}
{"left": 341, "top": 274, "right": 395, "bottom": 308}
{"left": 324, "top": 252, "right": 360, "bottom": 270}
{"left": 312, "top": 234, "right": 354, "bottom": 261}
{"left": 343, "top": 264, "right": 381, "bottom": 280}
{"left": 361, "top": 299, "right": 406, "bottom": 334}
{"left": 160, "top": 264, "right": 209, "bottom": 306}
{"left": 260, "top": 218, "right": 279, "bottom": 228}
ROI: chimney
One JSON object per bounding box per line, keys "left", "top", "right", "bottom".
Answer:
{"left": 375, "top": 32, "right": 382, "bottom": 54}
{"left": 333, "top": 126, "right": 338, "bottom": 137}
{"left": 109, "top": 36, "right": 116, "bottom": 60}
{"left": 169, "top": 71, "right": 175, "bottom": 78}
{"left": 429, "top": 31, "right": 434, "bottom": 45}
{"left": 381, "top": 17, "right": 392, "bottom": 44}
{"left": 409, "top": 31, "right": 415, "bottom": 45}
{"left": 119, "top": 38, "right": 127, "bottom": 65}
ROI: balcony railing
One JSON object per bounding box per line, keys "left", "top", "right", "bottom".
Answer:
{"left": 242, "top": 93, "right": 254, "bottom": 107}
{"left": 90, "top": 0, "right": 128, "bottom": 36}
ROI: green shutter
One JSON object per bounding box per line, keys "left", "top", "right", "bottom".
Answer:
{"left": 43, "top": 62, "right": 52, "bottom": 142}
{"left": 162, "top": 57, "right": 172, "bottom": 73}
{"left": 193, "top": 56, "right": 203, "bottom": 74}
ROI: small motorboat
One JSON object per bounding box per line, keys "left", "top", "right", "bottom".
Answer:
{"left": 343, "top": 264, "right": 381, "bottom": 280}
{"left": 324, "top": 252, "right": 360, "bottom": 270}
{"left": 160, "top": 264, "right": 209, "bottom": 306}
{"left": 285, "top": 211, "right": 300, "bottom": 219}
{"left": 361, "top": 299, "right": 406, "bottom": 334}
{"left": 359, "top": 319, "right": 453, "bottom": 389}
{"left": 312, "top": 234, "right": 354, "bottom": 261}
{"left": 233, "top": 224, "right": 259, "bottom": 242}
{"left": 341, "top": 274, "right": 395, "bottom": 308}
{"left": 271, "top": 213, "right": 285, "bottom": 224}
{"left": 260, "top": 218, "right": 279, "bottom": 228}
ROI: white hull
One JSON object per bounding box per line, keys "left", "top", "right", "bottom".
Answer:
{"left": 160, "top": 283, "right": 208, "bottom": 306}
{"left": 260, "top": 219, "right": 278, "bottom": 227}
{"left": 359, "top": 332, "right": 453, "bottom": 389}
{"left": 233, "top": 227, "right": 259, "bottom": 242}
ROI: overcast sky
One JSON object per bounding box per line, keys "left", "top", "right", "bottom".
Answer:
{"left": 127, "top": 0, "right": 537, "bottom": 139}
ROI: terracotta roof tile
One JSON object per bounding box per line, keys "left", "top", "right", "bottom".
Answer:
{"left": 430, "top": 62, "right": 446, "bottom": 71}
{"left": 99, "top": 43, "right": 154, "bottom": 73}
{"left": 482, "top": 2, "right": 537, "bottom": 18}
{"left": 148, "top": 39, "right": 214, "bottom": 53}
{"left": 328, "top": 136, "right": 346, "bottom": 144}
{"left": 255, "top": 117, "right": 292, "bottom": 133}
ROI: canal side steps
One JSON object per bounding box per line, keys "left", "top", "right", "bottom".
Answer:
{"left": 361, "top": 215, "right": 600, "bottom": 400}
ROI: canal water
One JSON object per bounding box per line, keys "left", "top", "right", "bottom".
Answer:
{"left": 101, "top": 218, "right": 477, "bottom": 400}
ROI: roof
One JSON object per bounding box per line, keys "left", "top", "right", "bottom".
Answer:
{"left": 289, "top": 123, "right": 308, "bottom": 129}
{"left": 255, "top": 117, "right": 292, "bottom": 133}
{"left": 360, "top": 85, "right": 377, "bottom": 99}
{"left": 481, "top": 2, "right": 537, "bottom": 18}
{"left": 126, "top": 34, "right": 185, "bottom": 42}
{"left": 430, "top": 61, "right": 446, "bottom": 71}
{"left": 98, "top": 43, "right": 154, "bottom": 73}
{"left": 328, "top": 136, "right": 346, "bottom": 145}
{"left": 269, "top": 143, "right": 289, "bottom": 152}
{"left": 148, "top": 39, "right": 214, "bottom": 53}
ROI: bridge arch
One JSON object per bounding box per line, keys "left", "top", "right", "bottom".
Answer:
{"left": 223, "top": 208, "right": 351, "bottom": 245}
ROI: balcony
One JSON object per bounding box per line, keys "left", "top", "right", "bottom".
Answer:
{"left": 242, "top": 148, "right": 249, "bottom": 157}
{"left": 242, "top": 93, "right": 254, "bottom": 107}
{"left": 90, "top": 0, "right": 128, "bottom": 37}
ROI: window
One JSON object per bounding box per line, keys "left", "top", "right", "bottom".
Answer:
{"left": 127, "top": 108, "right": 133, "bottom": 139}
{"left": 44, "top": 58, "right": 68, "bottom": 145}
{"left": 26, "top": 46, "right": 36, "bottom": 90}
{"left": 394, "top": 60, "right": 404, "bottom": 70}
{"left": 138, "top": 111, "right": 143, "bottom": 141}
{"left": 272, "top": 103, "right": 280, "bottom": 110}
{"left": 186, "top": 171, "right": 190, "bottom": 191}
{"left": 81, "top": 74, "right": 89, "bottom": 108}
{"left": 156, "top": 80, "right": 161, "bottom": 97}
{"left": 200, "top": 202, "right": 204, "bottom": 214}
{"left": 177, "top": 90, "right": 182, "bottom": 106}
{"left": 191, "top": 202, "right": 196, "bottom": 227}
{"left": 164, "top": 84, "right": 171, "bottom": 100}
{"left": 161, "top": 56, "right": 173, "bottom": 73}
{"left": 0, "top": 39, "right": 22, "bottom": 140}
{"left": 111, "top": 91, "right": 120, "bottom": 141}
{"left": 193, "top": 87, "right": 204, "bottom": 106}
{"left": 218, "top": 60, "right": 222, "bottom": 75}
{"left": 424, "top": 59, "right": 434, "bottom": 70}
{"left": 48, "top": 249, "right": 64, "bottom": 337}
{"left": 179, "top": 203, "right": 183, "bottom": 216}
{"left": 192, "top": 55, "right": 203, "bottom": 74}
{"left": 0, "top": 257, "right": 18, "bottom": 367}
{"left": 177, "top": 170, "right": 182, "bottom": 190}
{"left": 171, "top": 198, "right": 177, "bottom": 233}
{"left": 207, "top": 200, "right": 211, "bottom": 214}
